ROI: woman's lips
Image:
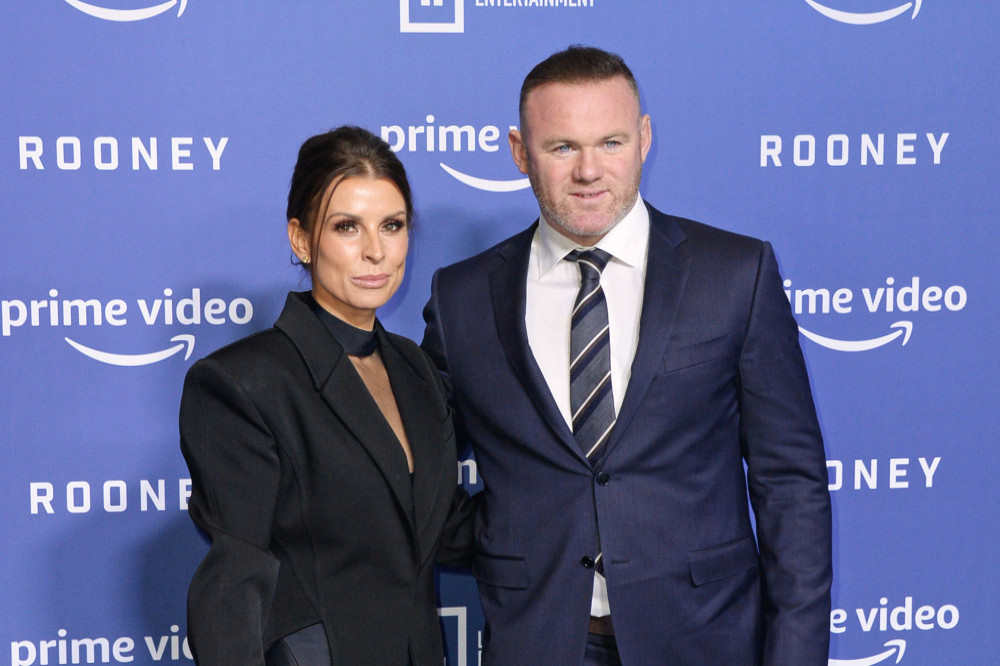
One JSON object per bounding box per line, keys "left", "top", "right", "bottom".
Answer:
{"left": 352, "top": 274, "right": 390, "bottom": 288}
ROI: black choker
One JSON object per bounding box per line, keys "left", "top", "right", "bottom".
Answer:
{"left": 308, "top": 297, "right": 379, "bottom": 357}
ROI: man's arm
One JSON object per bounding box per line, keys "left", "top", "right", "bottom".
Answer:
{"left": 738, "top": 241, "right": 833, "bottom": 665}
{"left": 421, "top": 268, "right": 480, "bottom": 567}
{"left": 420, "top": 269, "right": 454, "bottom": 402}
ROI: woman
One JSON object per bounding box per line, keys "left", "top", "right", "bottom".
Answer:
{"left": 180, "top": 126, "right": 473, "bottom": 665}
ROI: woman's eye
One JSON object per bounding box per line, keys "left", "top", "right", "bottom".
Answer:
{"left": 384, "top": 219, "right": 406, "bottom": 232}
{"left": 333, "top": 221, "right": 357, "bottom": 233}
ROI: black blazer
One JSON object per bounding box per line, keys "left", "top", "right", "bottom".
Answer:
{"left": 180, "top": 291, "right": 472, "bottom": 665}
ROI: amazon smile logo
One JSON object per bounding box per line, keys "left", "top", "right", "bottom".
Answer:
{"left": 381, "top": 116, "right": 530, "bottom": 193}
{"left": 63, "top": 0, "right": 187, "bottom": 22}
{"left": 1, "top": 288, "right": 253, "bottom": 367}
{"left": 804, "top": 0, "right": 922, "bottom": 25}
{"left": 829, "top": 639, "right": 906, "bottom": 665}
{"left": 785, "top": 275, "right": 967, "bottom": 353}
{"left": 799, "top": 321, "right": 911, "bottom": 353}
{"left": 64, "top": 334, "right": 196, "bottom": 366}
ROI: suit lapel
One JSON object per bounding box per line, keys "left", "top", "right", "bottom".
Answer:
{"left": 489, "top": 225, "right": 583, "bottom": 461}
{"left": 603, "top": 207, "right": 690, "bottom": 458}
{"left": 486, "top": 208, "right": 690, "bottom": 464}
{"left": 275, "top": 293, "right": 415, "bottom": 530}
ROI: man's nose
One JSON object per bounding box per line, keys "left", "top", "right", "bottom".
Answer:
{"left": 574, "top": 149, "right": 603, "bottom": 182}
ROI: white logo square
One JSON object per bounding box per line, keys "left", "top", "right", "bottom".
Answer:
{"left": 400, "top": 0, "right": 464, "bottom": 33}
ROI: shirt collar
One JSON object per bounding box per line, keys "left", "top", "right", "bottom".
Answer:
{"left": 535, "top": 196, "right": 650, "bottom": 278}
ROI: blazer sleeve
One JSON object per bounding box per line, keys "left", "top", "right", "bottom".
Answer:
{"left": 435, "top": 484, "right": 478, "bottom": 568}
{"left": 179, "top": 357, "right": 282, "bottom": 666}
{"left": 738, "top": 242, "right": 833, "bottom": 665}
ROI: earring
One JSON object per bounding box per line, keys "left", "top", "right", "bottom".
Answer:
{"left": 301, "top": 256, "right": 310, "bottom": 264}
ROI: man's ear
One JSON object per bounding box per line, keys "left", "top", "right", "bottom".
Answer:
{"left": 639, "top": 114, "right": 652, "bottom": 163}
{"left": 509, "top": 129, "right": 530, "bottom": 175}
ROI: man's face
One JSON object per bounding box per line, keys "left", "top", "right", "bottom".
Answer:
{"left": 509, "top": 76, "right": 651, "bottom": 246}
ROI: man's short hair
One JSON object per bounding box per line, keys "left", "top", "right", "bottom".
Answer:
{"left": 519, "top": 45, "right": 640, "bottom": 129}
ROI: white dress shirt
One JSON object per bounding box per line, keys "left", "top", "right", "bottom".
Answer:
{"left": 524, "top": 196, "right": 650, "bottom": 617}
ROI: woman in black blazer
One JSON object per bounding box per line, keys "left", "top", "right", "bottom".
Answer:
{"left": 180, "top": 127, "right": 474, "bottom": 665}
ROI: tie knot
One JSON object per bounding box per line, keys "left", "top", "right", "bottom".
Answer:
{"left": 567, "top": 248, "right": 612, "bottom": 281}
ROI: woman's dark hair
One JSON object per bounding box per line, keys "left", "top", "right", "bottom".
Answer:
{"left": 286, "top": 126, "right": 413, "bottom": 265}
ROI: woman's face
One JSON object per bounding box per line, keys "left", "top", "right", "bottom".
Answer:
{"left": 288, "top": 176, "right": 409, "bottom": 329}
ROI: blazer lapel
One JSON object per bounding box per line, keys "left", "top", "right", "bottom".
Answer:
{"left": 378, "top": 332, "right": 447, "bottom": 562}
{"left": 275, "top": 293, "right": 415, "bottom": 529}
{"left": 603, "top": 207, "right": 690, "bottom": 458}
{"left": 489, "top": 225, "right": 583, "bottom": 461}
{"left": 320, "top": 355, "right": 416, "bottom": 525}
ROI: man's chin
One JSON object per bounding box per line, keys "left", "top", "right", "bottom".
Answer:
{"left": 562, "top": 217, "right": 619, "bottom": 239}
{"left": 540, "top": 204, "right": 622, "bottom": 240}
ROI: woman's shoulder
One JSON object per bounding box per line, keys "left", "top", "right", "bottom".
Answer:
{"left": 190, "top": 292, "right": 310, "bottom": 376}
{"left": 204, "top": 325, "right": 289, "bottom": 364}
{"left": 185, "top": 325, "right": 300, "bottom": 393}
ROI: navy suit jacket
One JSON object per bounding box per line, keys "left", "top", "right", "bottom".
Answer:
{"left": 422, "top": 204, "right": 832, "bottom": 665}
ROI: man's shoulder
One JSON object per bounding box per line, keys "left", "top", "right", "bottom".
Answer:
{"left": 435, "top": 224, "right": 536, "bottom": 280}
{"left": 647, "top": 203, "right": 767, "bottom": 257}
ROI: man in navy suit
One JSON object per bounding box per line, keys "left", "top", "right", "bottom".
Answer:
{"left": 422, "top": 45, "right": 831, "bottom": 665}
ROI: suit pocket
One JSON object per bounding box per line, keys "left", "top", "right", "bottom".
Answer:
{"left": 687, "top": 536, "right": 758, "bottom": 587}
{"left": 662, "top": 333, "right": 737, "bottom": 375}
{"left": 473, "top": 553, "right": 529, "bottom": 590}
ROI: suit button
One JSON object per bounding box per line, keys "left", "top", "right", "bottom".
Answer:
{"left": 581, "top": 556, "right": 595, "bottom": 569}
{"left": 596, "top": 472, "right": 611, "bottom": 486}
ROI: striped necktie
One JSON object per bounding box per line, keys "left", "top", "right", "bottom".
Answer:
{"left": 567, "top": 248, "right": 616, "bottom": 460}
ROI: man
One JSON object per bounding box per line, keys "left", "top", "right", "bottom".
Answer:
{"left": 422, "top": 46, "right": 831, "bottom": 665}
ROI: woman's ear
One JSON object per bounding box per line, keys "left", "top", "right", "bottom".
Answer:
{"left": 287, "top": 218, "right": 311, "bottom": 264}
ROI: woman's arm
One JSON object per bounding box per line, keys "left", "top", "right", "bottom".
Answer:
{"left": 180, "top": 357, "right": 282, "bottom": 666}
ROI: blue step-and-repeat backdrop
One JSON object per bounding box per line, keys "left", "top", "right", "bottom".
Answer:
{"left": 2, "top": 2, "right": 998, "bottom": 664}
